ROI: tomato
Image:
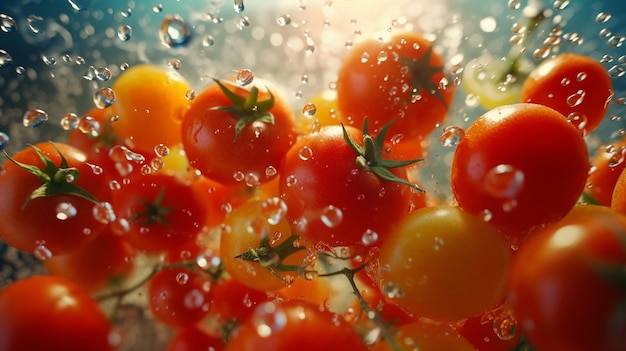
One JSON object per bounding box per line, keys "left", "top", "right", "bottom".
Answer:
{"left": 336, "top": 31, "right": 455, "bottom": 140}
{"left": 377, "top": 206, "right": 511, "bottom": 322}
{"left": 371, "top": 320, "right": 476, "bottom": 351}
{"left": 276, "top": 274, "right": 332, "bottom": 307}
{"left": 110, "top": 64, "right": 192, "bottom": 153}
{"left": 0, "top": 142, "right": 108, "bottom": 255}
{"left": 209, "top": 277, "right": 272, "bottom": 325}
{"left": 181, "top": 78, "right": 298, "bottom": 187}
{"left": 225, "top": 300, "right": 368, "bottom": 351}
{"left": 457, "top": 306, "right": 521, "bottom": 351}
{"left": 220, "top": 197, "right": 306, "bottom": 291}
{"left": 148, "top": 266, "right": 213, "bottom": 327}
{"left": 44, "top": 228, "right": 135, "bottom": 293}
{"left": 167, "top": 326, "right": 225, "bottom": 351}
{"left": 110, "top": 173, "right": 208, "bottom": 252}
{"left": 353, "top": 273, "right": 416, "bottom": 327}
{"left": 0, "top": 275, "right": 113, "bottom": 351}
{"left": 612, "top": 167, "right": 626, "bottom": 215}
{"left": 586, "top": 138, "right": 626, "bottom": 206}
{"left": 280, "top": 124, "right": 416, "bottom": 247}
{"left": 507, "top": 205, "right": 626, "bottom": 351}
{"left": 451, "top": 103, "right": 590, "bottom": 235}
{"left": 521, "top": 52, "right": 613, "bottom": 135}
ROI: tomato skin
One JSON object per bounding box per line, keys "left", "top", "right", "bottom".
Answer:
{"left": 451, "top": 103, "right": 590, "bottom": 234}
{"left": 148, "top": 267, "right": 213, "bottom": 327}
{"left": 371, "top": 320, "right": 476, "bottom": 351}
{"left": 586, "top": 139, "right": 626, "bottom": 206}
{"left": 507, "top": 205, "right": 626, "bottom": 351}
{"left": 611, "top": 166, "right": 626, "bottom": 215}
{"left": 181, "top": 79, "right": 298, "bottom": 187}
{"left": 280, "top": 125, "right": 413, "bottom": 247}
{"left": 225, "top": 300, "right": 368, "bottom": 351}
{"left": 0, "top": 275, "right": 113, "bottom": 351}
{"left": 110, "top": 64, "right": 192, "bottom": 153}
{"left": 337, "top": 31, "right": 455, "bottom": 140}
{"left": 521, "top": 53, "right": 613, "bottom": 135}
{"left": 111, "top": 173, "right": 208, "bottom": 252}
{"left": 457, "top": 308, "right": 520, "bottom": 351}
{"left": 167, "top": 326, "right": 225, "bottom": 351}
{"left": 377, "top": 206, "right": 511, "bottom": 322}
{"left": 44, "top": 228, "right": 135, "bottom": 293}
{"left": 209, "top": 278, "right": 272, "bottom": 324}
{"left": 0, "top": 142, "right": 108, "bottom": 255}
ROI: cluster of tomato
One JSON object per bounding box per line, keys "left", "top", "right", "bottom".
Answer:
{"left": 0, "top": 28, "right": 624, "bottom": 351}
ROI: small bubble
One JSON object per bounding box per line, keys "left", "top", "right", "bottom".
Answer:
{"left": 41, "top": 54, "right": 56, "bottom": 65}
{"left": 297, "top": 146, "right": 313, "bottom": 160}
{"left": 608, "top": 35, "right": 625, "bottom": 48}
{"left": 608, "top": 65, "right": 625, "bottom": 78}
{"left": 15, "top": 66, "right": 25, "bottom": 75}
{"left": 553, "top": 0, "right": 570, "bottom": 10}
{"left": 261, "top": 197, "right": 288, "bottom": 225}
{"left": 507, "top": 0, "right": 521, "bottom": 10}
{"left": 361, "top": 229, "right": 379, "bottom": 246}
{"left": 285, "top": 174, "right": 298, "bottom": 187}
{"left": 533, "top": 46, "right": 551, "bottom": 60}
{"left": 168, "top": 59, "right": 182, "bottom": 70}
{"left": 23, "top": 109, "right": 48, "bottom": 128}
{"left": 94, "top": 87, "right": 116, "bottom": 109}
{"left": 176, "top": 272, "right": 189, "bottom": 285}
{"left": 153, "top": 4, "right": 163, "bottom": 13}
{"left": 160, "top": 14, "right": 191, "bottom": 48}
{"left": 117, "top": 25, "right": 132, "bottom": 41}
{"left": 60, "top": 112, "right": 80, "bottom": 131}
{"left": 202, "top": 35, "right": 215, "bottom": 47}
{"left": 56, "top": 202, "right": 78, "bottom": 220}
{"left": 440, "top": 125, "right": 465, "bottom": 147}
{"left": 563, "top": 32, "right": 583, "bottom": 45}
{"left": 277, "top": 15, "right": 291, "bottom": 26}
{"left": 236, "top": 68, "right": 254, "bottom": 86}
{"left": 95, "top": 67, "right": 112, "bottom": 81}
{"left": 265, "top": 166, "right": 278, "bottom": 178}
{"left": 493, "top": 309, "right": 517, "bottom": 341}
{"left": 320, "top": 205, "right": 343, "bottom": 228}
{"left": 382, "top": 281, "right": 405, "bottom": 298}
{"left": 154, "top": 144, "right": 170, "bottom": 157}
{"left": 93, "top": 202, "right": 116, "bottom": 224}
{"left": 305, "top": 37, "right": 315, "bottom": 55}
{"left": 78, "top": 115, "right": 101, "bottom": 137}
{"left": 237, "top": 16, "right": 251, "bottom": 30}
{"left": 185, "top": 89, "right": 196, "bottom": 100}
{"left": 0, "top": 14, "right": 17, "bottom": 32}
{"left": 595, "top": 12, "right": 612, "bottom": 24}
{"left": 27, "top": 15, "right": 45, "bottom": 34}
{"left": 599, "top": 28, "right": 612, "bottom": 39}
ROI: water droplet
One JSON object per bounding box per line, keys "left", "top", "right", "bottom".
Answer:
{"left": 236, "top": 68, "right": 254, "bottom": 86}
{"left": 234, "top": 0, "right": 245, "bottom": 13}
{"left": 507, "top": 0, "right": 521, "bottom": 10}
{"left": 0, "top": 49, "right": 12, "bottom": 68}
{"left": 244, "top": 172, "right": 260, "bottom": 187}
{"left": 153, "top": 4, "right": 163, "bottom": 13}
{"left": 607, "top": 35, "right": 625, "bottom": 48}
{"left": 576, "top": 72, "right": 587, "bottom": 81}
{"left": 265, "top": 166, "right": 278, "bottom": 178}
{"left": 377, "top": 50, "right": 389, "bottom": 63}
{"left": 440, "top": 125, "right": 465, "bottom": 147}
{"left": 68, "top": 0, "right": 90, "bottom": 11}
{"left": 94, "top": 87, "right": 116, "bottom": 109}
{"left": 276, "top": 14, "right": 291, "bottom": 26}
{"left": 361, "top": 229, "right": 379, "bottom": 246}
{"left": 566, "top": 89, "right": 586, "bottom": 107}
{"left": 168, "top": 59, "right": 182, "bottom": 70}
{"left": 608, "top": 65, "right": 626, "bottom": 78}
{"left": 285, "top": 174, "right": 298, "bottom": 187}
{"left": 184, "top": 289, "right": 205, "bottom": 309}
{"left": 533, "top": 46, "right": 551, "bottom": 60}
{"left": 60, "top": 113, "right": 79, "bottom": 131}
{"left": 493, "top": 309, "right": 517, "bottom": 341}
{"left": 261, "top": 197, "right": 288, "bottom": 225}
{"left": 117, "top": 25, "right": 132, "bottom": 41}
{"left": 154, "top": 144, "right": 170, "bottom": 157}
{"left": 563, "top": 32, "right": 583, "bottom": 45}
{"left": 0, "top": 132, "right": 9, "bottom": 151}
{"left": 596, "top": 12, "right": 612, "bottom": 24}
{"left": 483, "top": 164, "right": 525, "bottom": 199}
{"left": 23, "top": 109, "right": 48, "bottom": 128}
{"left": 34, "top": 242, "right": 53, "bottom": 260}
{"left": 553, "top": 0, "right": 570, "bottom": 10}
{"left": 78, "top": 115, "right": 101, "bottom": 137}
{"left": 252, "top": 302, "right": 287, "bottom": 338}
{"left": 297, "top": 146, "right": 313, "bottom": 160}
{"left": 185, "top": 89, "right": 196, "bottom": 100}
{"left": 202, "top": 35, "right": 215, "bottom": 47}
{"left": 301, "top": 102, "right": 317, "bottom": 118}
{"left": 566, "top": 113, "right": 587, "bottom": 133}
{"left": 26, "top": 15, "right": 45, "bottom": 34}
{"left": 56, "top": 202, "right": 78, "bottom": 220}
{"left": 15, "top": 66, "right": 25, "bottom": 75}
{"left": 93, "top": 202, "right": 116, "bottom": 224}
{"left": 0, "top": 14, "right": 17, "bottom": 32}
{"left": 382, "top": 281, "right": 405, "bottom": 299}
{"left": 237, "top": 16, "right": 251, "bottom": 30}
{"left": 95, "top": 67, "right": 112, "bottom": 81}
{"left": 160, "top": 14, "right": 191, "bottom": 48}
{"left": 320, "top": 205, "right": 343, "bottom": 228}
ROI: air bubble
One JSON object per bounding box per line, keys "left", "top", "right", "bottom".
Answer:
{"left": 382, "top": 281, "right": 405, "bottom": 299}
{"left": 159, "top": 14, "right": 191, "bottom": 48}
{"left": 154, "top": 144, "right": 170, "bottom": 157}
{"left": 34, "top": 243, "right": 53, "bottom": 260}
{"left": 320, "top": 205, "right": 343, "bottom": 228}
{"left": 236, "top": 68, "right": 254, "bottom": 86}
{"left": 94, "top": 88, "right": 116, "bottom": 109}
{"left": 493, "top": 309, "right": 517, "bottom": 341}
{"left": 168, "top": 59, "right": 182, "bottom": 70}
{"left": 93, "top": 202, "right": 116, "bottom": 224}
{"left": 608, "top": 65, "right": 625, "bottom": 78}
{"left": 553, "top": 0, "right": 570, "bottom": 10}
{"left": 234, "top": 0, "right": 245, "bottom": 13}
{"left": 176, "top": 272, "right": 189, "bottom": 285}
{"left": 440, "top": 126, "right": 465, "bottom": 147}
{"left": 78, "top": 116, "right": 101, "bottom": 137}
{"left": 202, "top": 35, "right": 215, "bottom": 47}
{"left": 507, "top": 0, "right": 521, "bottom": 10}
{"left": 117, "top": 25, "right": 132, "bottom": 41}
{"left": 56, "top": 202, "right": 78, "bottom": 220}
{"left": 361, "top": 229, "right": 379, "bottom": 246}
{"left": 95, "top": 67, "right": 112, "bottom": 81}
{"left": 23, "top": 109, "right": 48, "bottom": 128}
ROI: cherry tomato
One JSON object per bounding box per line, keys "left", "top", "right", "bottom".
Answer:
{"left": 507, "top": 205, "right": 626, "bottom": 351}
{"left": 148, "top": 266, "right": 213, "bottom": 327}
{"left": 586, "top": 138, "right": 626, "bottom": 206}
{"left": 167, "top": 326, "right": 225, "bottom": 351}
{"left": 371, "top": 320, "right": 476, "bottom": 351}
{"left": 276, "top": 275, "right": 332, "bottom": 307}
{"left": 225, "top": 300, "right": 368, "bottom": 351}
{"left": 181, "top": 78, "right": 298, "bottom": 187}
{"left": 220, "top": 197, "right": 306, "bottom": 291}
{"left": 0, "top": 275, "right": 113, "bottom": 351}
{"left": 110, "top": 173, "right": 208, "bottom": 252}
{"left": 377, "top": 206, "right": 511, "bottom": 322}
{"left": 521, "top": 52, "right": 613, "bottom": 135}
{"left": 280, "top": 124, "right": 415, "bottom": 247}
{"left": 337, "top": 31, "right": 455, "bottom": 140}
{"left": 451, "top": 103, "right": 590, "bottom": 235}
{"left": 110, "top": 64, "right": 192, "bottom": 153}
{"left": 44, "top": 228, "right": 135, "bottom": 293}
{"left": 0, "top": 142, "right": 108, "bottom": 255}
{"left": 209, "top": 277, "right": 272, "bottom": 324}
{"left": 612, "top": 167, "right": 626, "bottom": 215}
{"left": 457, "top": 306, "right": 521, "bottom": 351}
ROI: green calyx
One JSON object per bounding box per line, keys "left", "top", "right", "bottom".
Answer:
{"left": 236, "top": 234, "right": 306, "bottom": 274}
{"left": 131, "top": 187, "right": 173, "bottom": 227}
{"left": 210, "top": 78, "right": 276, "bottom": 141}
{"left": 341, "top": 118, "right": 424, "bottom": 192}
{"left": 3, "top": 143, "right": 98, "bottom": 209}
{"left": 398, "top": 44, "right": 448, "bottom": 108}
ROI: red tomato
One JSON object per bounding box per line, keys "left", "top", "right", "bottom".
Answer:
{"left": 377, "top": 206, "right": 511, "bottom": 322}
{"left": 167, "top": 326, "right": 224, "bottom": 351}
{"left": 507, "top": 205, "right": 626, "bottom": 351}
{"left": 457, "top": 307, "right": 521, "bottom": 351}
{"left": 451, "top": 103, "right": 590, "bottom": 235}
{"left": 337, "top": 31, "right": 455, "bottom": 140}
{"left": 586, "top": 138, "right": 626, "bottom": 206}
{"left": 148, "top": 266, "right": 213, "bottom": 327}
{"left": 611, "top": 162, "right": 626, "bottom": 215}
{"left": 0, "top": 275, "right": 113, "bottom": 351}
{"left": 209, "top": 277, "right": 272, "bottom": 324}
{"left": 0, "top": 142, "right": 108, "bottom": 255}
{"left": 521, "top": 53, "right": 613, "bottom": 135}
{"left": 44, "top": 228, "right": 135, "bottom": 293}
{"left": 111, "top": 173, "right": 208, "bottom": 252}
{"left": 225, "top": 300, "right": 368, "bottom": 351}
{"left": 371, "top": 320, "right": 476, "bottom": 351}
{"left": 280, "top": 124, "right": 415, "bottom": 247}
{"left": 181, "top": 78, "right": 298, "bottom": 187}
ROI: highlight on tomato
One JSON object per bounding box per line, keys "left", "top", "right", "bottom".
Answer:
{"left": 336, "top": 31, "right": 455, "bottom": 141}
{"left": 450, "top": 103, "right": 590, "bottom": 236}
{"left": 507, "top": 205, "right": 626, "bottom": 351}
{"left": 585, "top": 137, "right": 626, "bottom": 206}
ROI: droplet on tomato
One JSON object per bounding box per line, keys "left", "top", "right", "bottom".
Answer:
{"left": 176, "top": 272, "right": 189, "bottom": 285}
{"left": 93, "top": 202, "right": 116, "bottom": 224}
{"left": 320, "top": 205, "right": 343, "bottom": 228}
{"left": 56, "top": 202, "right": 78, "bottom": 220}
{"left": 245, "top": 172, "right": 260, "bottom": 187}
{"left": 566, "top": 113, "right": 588, "bottom": 134}
{"left": 483, "top": 164, "right": 525, "bottom": 199}
{"left": 492, "top": 308, "right": 518, "bottom": 341}
{"left": 23, "top": 108, "right": 48, "bottom": 128}
{"left": 261, "top": 197, "right": 288, "bottom": 225}
{"left": 252, "top": 301, "right": 287, "bottom": 337}
{"left": 297, "top": 146, "right": 313, "bottom": 160}
{"left": 361, "top": 229, "right": 379, "bottom": 246}
{"left": 440, "top": 125, "right": 465, "bottom": 147}
{"left": 33, "top": 242, "right": 53, "bottom": 260}
{"left": 382, "top": 281, "right": 405, "bottom": 299}
{"left": 566, "top": 89, "right": 586, "bottom": 107}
